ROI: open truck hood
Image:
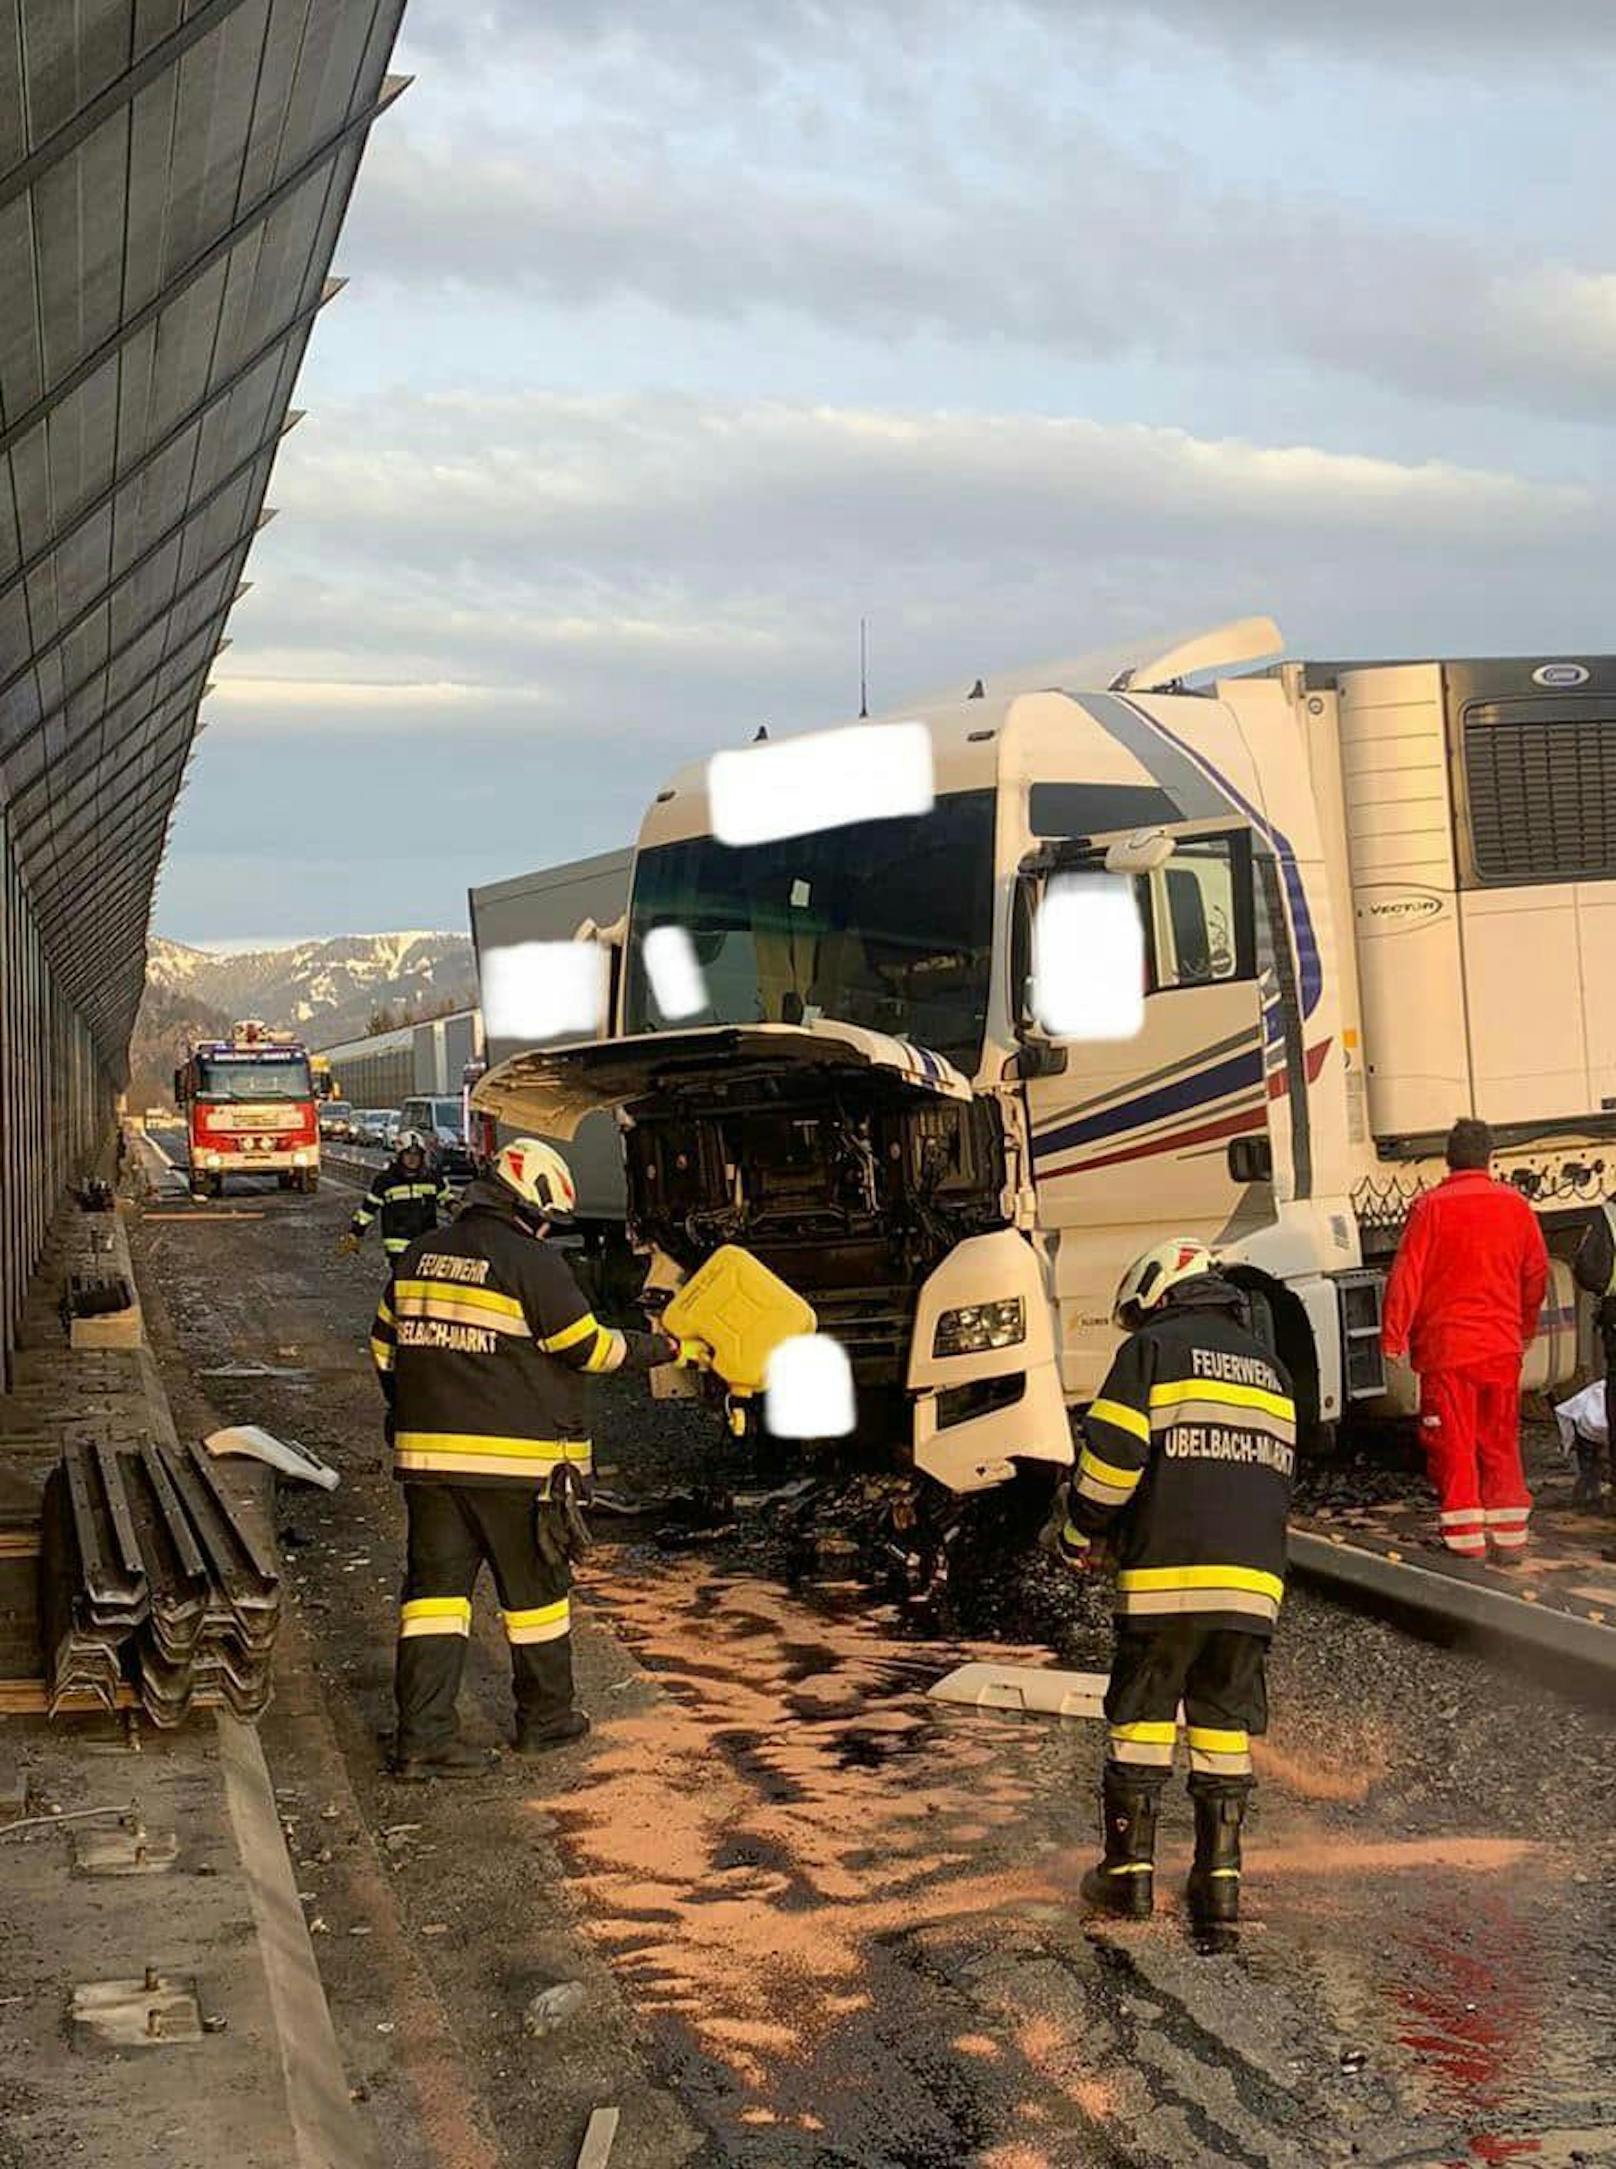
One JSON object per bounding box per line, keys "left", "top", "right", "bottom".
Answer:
{"left": 472, "top": 1021, "right": 972, "bottom": 1139}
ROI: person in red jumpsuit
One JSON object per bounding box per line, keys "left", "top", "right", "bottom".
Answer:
{"left": 1382, "top": 1118, "right": 1548, "bottom": 1562}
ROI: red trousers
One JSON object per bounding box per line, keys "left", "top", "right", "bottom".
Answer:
{"left": 1418, "top": 1363, "right": 1532, "bottom": 1556}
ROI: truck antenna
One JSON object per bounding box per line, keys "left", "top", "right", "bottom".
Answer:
{"left": 859, "top": 616, "right": 869, "bottom": 718}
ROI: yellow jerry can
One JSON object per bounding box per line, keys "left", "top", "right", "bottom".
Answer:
{"left": 661, "top": 1244, "right": 817, "bottom": 1397}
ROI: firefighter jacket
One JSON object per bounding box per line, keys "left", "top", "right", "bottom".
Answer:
{"left": 1062, "top": 1276, "right": 1294, "bottom": 1637}
{"left": 351, "top": 1155, "right": 455, "bottom": 1258}
{"left": 1381, "top": 1169, "right": 1548, "bottom": 1375}
{"left": 369, "top": 1178, "right": 674, "bottom": 1489}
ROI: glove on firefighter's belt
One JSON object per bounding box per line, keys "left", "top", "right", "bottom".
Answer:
{"left": 539, "top": 1464, "right": 593, "bottom": 1565}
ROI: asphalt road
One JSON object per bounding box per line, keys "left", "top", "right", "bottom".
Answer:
{"left": 131, "top": 1130, "right": 1616, "bottom": 2169}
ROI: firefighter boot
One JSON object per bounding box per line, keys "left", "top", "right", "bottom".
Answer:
{"left": 1080, "top": 1770, "right": 1159, "bottom": 1919}
{"left": 513, "top": 1710, "right": 591, "bottom": 1755}
{"left": 389, "top": 1739, "right": 494, "bottom": 1781}
{"left": 1186, "top": 1786, "right": 1248, "bottom": 1926}
{"left": 511, "top": 1636, "right": 589, "bottom": 1754}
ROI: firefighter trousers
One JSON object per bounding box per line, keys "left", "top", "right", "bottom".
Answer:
{"left": 1417, "top": 1362, "right": 1531, "bottom": 1557}
{"left": 395, "top": 1483, "right": 574, "bottom": 1753}
{"left": 1102, "top": 1623, "right": 1268, "bottom": 1798}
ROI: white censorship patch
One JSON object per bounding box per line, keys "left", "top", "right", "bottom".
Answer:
{"left": 708, "top": 721, "right": 934, "bottom": 846}
{"left": 480, "top": 940, "right": 609, "bottom": 1043}
{"left": 643, "top": 924, "right": 709, "bottom": 1020}
{"left": 1032, "top": 874, "right": 1144, "bottom": 1042}
{"left": 765, "top": 1333, "right": 857, "bottom": 1439}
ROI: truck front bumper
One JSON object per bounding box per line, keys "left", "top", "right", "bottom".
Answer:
{"left": 907, "top": 1229, "right": 1072, "bottom": 1494}
{"left": 192, "top": 1145, "right": 319, "bottom": 1173}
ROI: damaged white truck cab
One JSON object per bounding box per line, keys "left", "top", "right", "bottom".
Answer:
{"left": 476, "top": 618, "right": 1602, "bottom": 1493}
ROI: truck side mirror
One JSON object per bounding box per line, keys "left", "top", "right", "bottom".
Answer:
{"left": 1010, "top": 1040, "right": 1068, "bottom": 1080}
{"left": 173, "top": 1067, "right": 184, "bottom": 1103}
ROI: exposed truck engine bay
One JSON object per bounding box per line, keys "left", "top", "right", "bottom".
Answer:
{"left": 623, "top": 1065, "right": 1008, "bottom": 1383}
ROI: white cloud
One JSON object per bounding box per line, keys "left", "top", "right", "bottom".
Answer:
{"left": 362, "top": 0, "right": 1616, "bottom": 443}
{"left": 398, "top": 0, "right": 1616, "bottom": 70}
{"left": 344, "top": 114, "right": 1616, "bottom": 428}
{"left": 205, "top": 677, "right": 519, "bottom": 715}
{"left": 215, "top": 390, "right": 1606, "bottom": 769}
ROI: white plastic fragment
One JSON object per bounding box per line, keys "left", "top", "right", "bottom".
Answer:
{"left": 764, "top": 1333, "right": 857, "bottom": 1439}
{"left": 1032, "top": 874, "right": 1144, "bottom": 1041}
{"left": 708, "top": 720, "right": 934, "bottom": 845}
{"left": 929, "top": 1662, "right": 1111, "bottom": 1720}
{"left": 203, "top": 1425, "right": 340, "bottom": 1491}
{"left": 930, "top": 1662, "right": 1192, "bottom": 1731}
{"left": 480, "top": 940, "right": 609, "bottom": 1043}
{"left": 576, "top": 2108, "right": 620, "bottom": 2169}
{"left": 523, "top": 1978, "right": 588, "bottom": 2037}
{"left": 643, "top": 924, "right": 708, "bottom": 1020}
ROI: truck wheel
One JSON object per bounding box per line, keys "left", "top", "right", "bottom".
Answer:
{"left": 277, "top": 1173, "right": 292, "bottom": 1190}
{"left": 303, "top": 1171, "right": 319, "bottom": 1195}
{"left": 208, "top": 1173, "right": 224, "bottom": 1199}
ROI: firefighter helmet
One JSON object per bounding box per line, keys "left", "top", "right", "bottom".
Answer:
{"left": 395, "top": 1127, "right": 429, "bottom": 1157}
{"left": 1112, "top": 1236, "right": 1216, "bottom": 1330}
{"left": 494, "top": 1137, "right": 577, "bottom": 1225}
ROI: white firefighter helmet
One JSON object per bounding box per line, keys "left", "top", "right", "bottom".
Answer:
{"left": 493, "top": 1137, "right": 577, "bottom": 1224}
{"left": 395, "top": 1127, "right": 429, "bottom": 1156}
{"left": 1112, "top": 1236, "right": 1216, "bottom": 1329}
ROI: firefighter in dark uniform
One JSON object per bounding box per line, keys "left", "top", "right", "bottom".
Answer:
{"left": 339, "top": 1128, "right": 454, "bottom": 1265}
{"left": 1047, "top": 1236, "right": 1295, "bottom": 1926}
{"left": 370, "top": 1137, "right": 707, "bottom": 1778}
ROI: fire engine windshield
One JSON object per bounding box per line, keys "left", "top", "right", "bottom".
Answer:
{"left": 196, "top": 1054, "right": 313, "bottom": 1100}
{"left": 623, "top": 790, "right": 996, "bottom": 1066}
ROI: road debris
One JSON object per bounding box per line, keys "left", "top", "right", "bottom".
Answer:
{"left": 203, "top": 1423, "right": 338, "bottom": 1489}
{"left": 523, "top": 1979, "right": 588, "bottom": 2038}
{"left": 928, "top": 1661, "right": 1109, "bottom": 1719}
{"left": 575, "top": 2106, "right": 619, "bottom": 2167}
{"left": 70, "top": 1969, "right": 203, "bottom": 2049}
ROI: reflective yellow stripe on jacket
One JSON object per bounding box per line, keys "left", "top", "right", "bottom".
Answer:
{"left": 1147, "top": 1376, "right": 1296, "bottom": 1439}
{"left": 1114, "top": 1563, "right": 1285, "bottom": 1626}
{"left": 391, "top": 1278, "right": 530, "bottom": 1335}
{"left": 394, "top": 1432, "right": 593, "bottom": 1482}
{"left": 540, "top": 1310, "right": 628, "bottom": 1374}
{"left": 1073, "top": 1445, "right": 1142, "bottom": 1509}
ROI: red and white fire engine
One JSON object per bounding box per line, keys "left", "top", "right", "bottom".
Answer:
{"left": 174, "top": 1020, "right": 321, "bottom": 1198}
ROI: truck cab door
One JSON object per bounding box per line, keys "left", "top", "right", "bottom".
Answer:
{"left": 1019, "top": 831, "right": 1275, "bottom": 1380}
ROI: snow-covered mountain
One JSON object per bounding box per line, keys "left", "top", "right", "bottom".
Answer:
{"left": 144, "top": 932, "right": 477, "bottom": 1046}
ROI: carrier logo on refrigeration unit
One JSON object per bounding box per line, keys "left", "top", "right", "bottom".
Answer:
{"left": 1532, "top": 662, "right": 1591, "bottom": 688}
{"left": 1358, "top": 886, "right": 1444, "bottom": 928}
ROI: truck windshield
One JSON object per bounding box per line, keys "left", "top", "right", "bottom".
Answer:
{"left": 624, "top": 789, "right": 997, "bottom": 1067}
{"left": 196, "top": 1055, "right": 313, "bottom": 1100}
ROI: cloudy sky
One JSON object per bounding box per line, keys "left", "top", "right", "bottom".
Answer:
{"left": 156, "top": 0, "right": 1616, "bottom": 945}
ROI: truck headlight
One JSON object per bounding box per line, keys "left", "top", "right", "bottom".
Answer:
{"left": 933, "top": 1297, "right": 1026, "bottom": 1358}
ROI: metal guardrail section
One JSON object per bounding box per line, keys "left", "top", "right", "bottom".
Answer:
{"left": 39, "top": 1437, "right": 281, "bottom": 1725}
{"left": 1288, "top": 1522, "right": 1616, "bottom": 1673}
